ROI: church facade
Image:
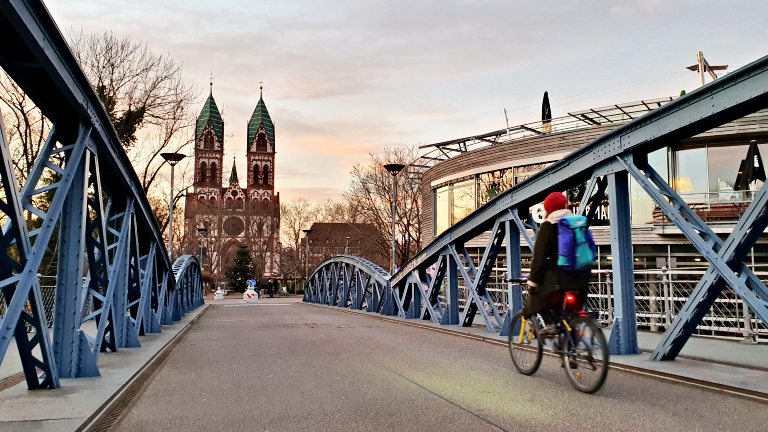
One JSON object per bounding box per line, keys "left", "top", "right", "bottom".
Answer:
{"left": 184, "top": 86, "right": 280, "bottom": 286}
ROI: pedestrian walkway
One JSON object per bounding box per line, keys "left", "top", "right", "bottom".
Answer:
{"left": 0, "top": 306, "right": 206, "bottom": 432}
{"left": 302, "top": 303, "right": 768, "bottom": 399}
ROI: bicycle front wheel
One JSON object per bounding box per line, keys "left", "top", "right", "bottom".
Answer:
{"left": 563, "top": 316, "right": 609, "bottom": 393}
{"left": 508, "top": 313, "right": 543, "bottom": 375}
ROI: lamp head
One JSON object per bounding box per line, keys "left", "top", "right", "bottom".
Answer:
{"left": 161, "top": 152, "right": 186, "bottom": 166}
{"left": 384, "top": 163, "right": 406, "bottom": 175}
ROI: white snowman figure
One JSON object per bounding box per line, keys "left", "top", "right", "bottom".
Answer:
{"left": 213, "top": 287, "right": 225, "bottom": 300}
{"left": 243, "top": 279, "right": 260, "bottom": 304}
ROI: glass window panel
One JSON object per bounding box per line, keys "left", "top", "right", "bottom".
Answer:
{"left": 631, "top": 147, "right": 668, "bottom": 225}
{"left": 478, "top": 169, "right": 514, "bottom": 205}
{"left": 514, "top": 162, "right": 552, "bottom": 185}
{"left": 708, "top": 144, "right": 748, "bottom": 203}
{"left": 673, "top": 147, "right": 708, "bottom": 203}
{"left": 434, "top": 186, "right": 450, "bottom": 235}
{"left": 451, "top": 179, "right": 475, "bottom": 224}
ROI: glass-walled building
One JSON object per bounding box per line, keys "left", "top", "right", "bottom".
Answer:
{"left": 417, "top": 99, "right": 768, "bottom": 340}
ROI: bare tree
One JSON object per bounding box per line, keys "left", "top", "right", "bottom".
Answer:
{"left": 279, "top": 197, "right": 315, "bottom": 279}
{"left": 344, "top": 146, "right": 421, "bottom": 267}
{"left": 244, "top": 214, "right": 279, "bottom": 280}
{"left": 67, "top": 29, "right": 198, "bottom": 195}
{"left": 315, "top": 198, "right": 362, "bottom": 223}
{"left": 0, "top": 71, "right": 51, "bottom": 192}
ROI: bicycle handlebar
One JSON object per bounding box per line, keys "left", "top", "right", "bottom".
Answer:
{"left": 505, "top": 277, "right": 529, "bottom": 284}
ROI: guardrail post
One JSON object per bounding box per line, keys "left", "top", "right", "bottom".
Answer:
{"left": 442, "top": 251, "right": 460, "bottom": 325}
{"left": 606, "top": 172, "right": 640, "bottom": 355}
{"left": 500, "top": 220, "right": 522, "bottom": 336}
{"left": 661, "top": 266, "right": 672, "bottom": 330}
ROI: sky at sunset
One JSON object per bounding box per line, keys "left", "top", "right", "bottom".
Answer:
{"left": 46, "top": 0, "right": 768, "bottom": 202}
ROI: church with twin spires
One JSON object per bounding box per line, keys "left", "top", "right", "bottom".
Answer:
{"left": 184, "top": 84, "right": 280, "bottom": 284}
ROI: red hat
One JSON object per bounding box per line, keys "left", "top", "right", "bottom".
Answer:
{"left": 543, "top": 192, "right": 567, "bottom": 214}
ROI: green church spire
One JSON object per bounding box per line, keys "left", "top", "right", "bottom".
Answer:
{"left": 195, "top": 85, "right": 224, "bottom": 144}
{"left": 247, "top": 84, "right": 275, "bottom": 149}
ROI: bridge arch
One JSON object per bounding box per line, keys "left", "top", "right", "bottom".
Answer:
{"left": 304, "top": 256, "right": 393, "bottom": 313}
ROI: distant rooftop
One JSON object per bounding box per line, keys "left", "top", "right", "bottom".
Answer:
{"left": 408, "top": 97, "right": 675, "bottom": 179}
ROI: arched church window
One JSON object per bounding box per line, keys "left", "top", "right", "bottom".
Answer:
{"left": 210, "top": 197, "right": 216, "bottom": 206}
{"left": 256, "top": 133, "right": 268, "bottom": 152}
{"left": 204, "top": 130, "right": 214, "bottom": 149}
{"left": 263, "top": 165, "right": 270, "bottom": 185}
{"left": 253, "top": 164, "right": 260, "bottom": 187}
{"left": 210, "top": 162, "right": 218, "bottom": 184}
{"left": 199, "top": 161, "right": 207, "bottom": 183}
{"left": 226, "top": 198, "right": 233, "bottom": 209}
{"left": 236, "top": 197, "right": 244, "bottom": 208}
{"left": 263, "top": 198, "right": 270, "bottom": 205}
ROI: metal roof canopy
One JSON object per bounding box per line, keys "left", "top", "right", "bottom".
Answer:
{"left": 409, "top": 97, "right": 675, "bottom": 178}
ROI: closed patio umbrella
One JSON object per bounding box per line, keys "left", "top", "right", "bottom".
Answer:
{"left": 734, "top": 140, "right": 766, "bottom": 191}
{"left": 542, "top": 91, "right": 552, "bottom": 133}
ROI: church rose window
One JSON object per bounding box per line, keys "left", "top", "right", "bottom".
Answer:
{"left": 223, "top": 216, "right": 245, "bottom": 236}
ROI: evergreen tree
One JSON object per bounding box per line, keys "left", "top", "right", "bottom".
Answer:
{"left": 225, "top": 246, "right": 255, "bottom": 292}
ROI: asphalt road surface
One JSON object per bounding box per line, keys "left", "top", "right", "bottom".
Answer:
{"left": 116, "top": 298, "right": 767, "bottom": 432}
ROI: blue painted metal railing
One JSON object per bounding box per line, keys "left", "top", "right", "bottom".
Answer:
{"left": 0, "top": 1, "right": 203, "bottom": 389}
{"left": 306, "top": 53, "right": 768, "bottom": 361}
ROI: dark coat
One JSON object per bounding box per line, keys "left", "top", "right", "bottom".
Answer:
{"left": 523, "top": 220, "right": 559, "bottom": 317}
{"left": 523, "top": 214, "right": 590, "bottom": 317}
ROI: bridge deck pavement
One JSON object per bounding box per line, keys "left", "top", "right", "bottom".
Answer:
{"left": 2, "top": 298, "right": 766, "bottom": 431}
{"left": 108, "top": 298, "right": 767, "bottom": 432}
{"left": 311, "top": 303, "right": 768, "bottom": 396}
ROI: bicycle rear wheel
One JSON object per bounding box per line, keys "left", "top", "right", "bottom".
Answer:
{"left": 508, "top": 313, "right": 543, "bottom": 375}
{"left": 563, "top": 316, "right": 609, "bottom": 393}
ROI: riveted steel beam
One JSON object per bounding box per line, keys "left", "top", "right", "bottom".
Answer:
{"left": 620, "top": 155, "right": 768, "bottom": 360}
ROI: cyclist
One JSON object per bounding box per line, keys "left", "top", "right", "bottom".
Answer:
{"left": 522, "top": 192, "right": 590, "bottom": 335}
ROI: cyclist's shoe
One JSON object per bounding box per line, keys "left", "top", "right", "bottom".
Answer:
{"left": 539, "top": 324, "right": 557, "bottom": 337}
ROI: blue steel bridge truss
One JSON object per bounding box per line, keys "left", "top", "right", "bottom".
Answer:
{"left": 0, "top": 1, "right": 203, "bottom": 389}
{"left": 306, "top": 52, "right": 768, "bottom": 361}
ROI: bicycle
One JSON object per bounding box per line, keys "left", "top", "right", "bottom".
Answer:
{"left": 506, "top": 278, "right": 609, "bottom": 393}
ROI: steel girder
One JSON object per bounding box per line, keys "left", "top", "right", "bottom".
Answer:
{"left": 620, "top": 155, "right": 768, "bottom": 360}
{"left": 0, "top": 1, "right": 204, "bottom": 388}
{"left": 305, "top": 54, "right": 768, "bottom": 358}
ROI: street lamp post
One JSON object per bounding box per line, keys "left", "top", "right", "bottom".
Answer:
{"left": 196, "top": 225, "right": 208, "bottom": 292}
{"left": 161, "top": 152, "right": 186, "bottom": 260}
{"left": 302, "top": 228, "right": 312, "bottom": 287}
{"left": 384, "top": 163, "right": 405, "bottom": 274}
